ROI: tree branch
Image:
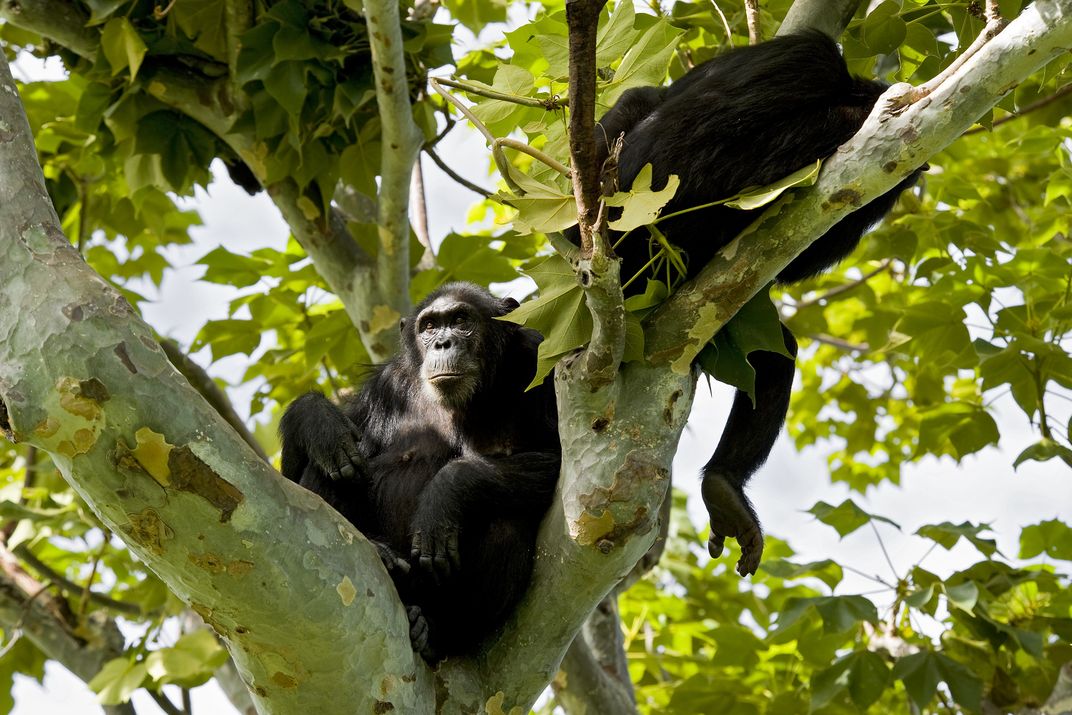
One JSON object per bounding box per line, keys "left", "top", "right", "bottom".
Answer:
{"left": 423, "top": 147, "right": 494, "bottom": 199}
{"left": 0, "top": 0, "right": 97, "bottom": 58}
{"left": 646, "top": 0, "right": 1072, "bottom": 372}
{"left": 0, "top": 53, "right": 430, "bottom": 713}
{"left": 777, "top": 0, "right": 860, "bottom": 38}
{"left": 566, "top": 0, "right": 606, "bottom": 258}
{"left": 365, "top": 0, "right": 423, "bottom": 324}
{"left": 744, "top": 0, "right": 762, "bottom": 44}
{"left": 0, "top": 547, "right": 135, "bottom": 715}
{"left": 566, "top": 0, "right": 625, "bottom": 388}
{"left": 556, "top": 611, "right": 637, "bottom": 715}
{"left": 11, "top": 543, "right": 145, "bottom": 616}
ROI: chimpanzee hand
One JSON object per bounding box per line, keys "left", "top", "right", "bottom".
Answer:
{"left": 370, "top": 539, "right": 410, "bottom": 576}
{"left": 702, "top": 473, "right": 764, "bottom": 577}
{"left": 307, "top": 413, "right": 367, "bottom": 482}
{"left": 410, "top": 505, "right": 461, "bottom": 582}
{"left": 407, "top": 605, "right": 437, "bottom": 662}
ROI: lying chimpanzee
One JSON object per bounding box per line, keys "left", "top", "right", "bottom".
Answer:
{"left": 585, "top": 31, "right": 923, "bottom": 576}
{"left": 279, "top": 283, "right": 560, "bottom": 661}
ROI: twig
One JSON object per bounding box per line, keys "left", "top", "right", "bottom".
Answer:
{"left": 870, "top": 521, "right": 900, "bottom": 581}
{"left": 565, "top": 0, "right": 607, "bottom": 257}
{"left": 409, "top": 156, "right": 435, "bottom": 270}
{"left": 888, "top": 5, "right": 1008, "bottom": 111}
{"left": 792, "top": 259, "right": 892, "bottom": 311}
{"left": 494, "top": 138, "right": 571, "bottom": 177}
{"left": 806, "top": 334, "right": 869, "bottom": 352}
{"left": 709, "top": 0, "right": 733, "bottom": 44}
{"left": 963, "top": 84, "right": 1072, "bottom": 135}
{"left": 435, "top": 77, "right": 566, "bottom": 110}
{"left": 149, "top": 689, "right": 186, "bottom": 715}
{"left": 430, "top": 78, "right": 496, "bottom": 144}
{"left": 12, "top": 544, "right": 144, "bottom": 617}
{"left": 423, "top": 147, "right": 494, "bottom": 199}
{"left": 744, "top": 0, "right": 761, "bottom": 44}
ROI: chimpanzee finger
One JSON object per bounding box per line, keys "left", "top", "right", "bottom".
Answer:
{"left": 432, "top": 537, "right": 451, "bottom": 581}
{"left": 410, "top": 531, "right": 424, "bottom": 562}
{"left": 446, "top": 531, "right": 461, "bottom": 572}
{"left": 334, "top": 446, "right": 354, "bottom": 480}
{"left": 708, "top": 532, "right": 726, "bottom": 559}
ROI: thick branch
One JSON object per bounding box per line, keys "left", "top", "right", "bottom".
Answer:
{"left": 365, "top": 0, "right": 422, "bottom": 321}
{"left": 0, "top": 0, "right": 97, "bottom": 58}
{"left": 159, "top": 339, "right": 269, "bottom": 463}
{"left": 0, "top": 53, "right": 430, "bottom": 713}
{"left": 646, "top": 1, "right": 1072, "bottom": 372}
{"left": 777, "top": 0, "right": 860, "bottom": 38}
{"left": 446, "top": 363, "right": 696, "bottom": 710}
{"left": 556, "top": 625, "right": 637, "bottom": 715}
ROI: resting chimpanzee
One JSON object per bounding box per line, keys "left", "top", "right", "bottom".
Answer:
{"left": 279, "top": 283, "right": 560, "bottom": 661}
{"left": 585, "top": 31, "right": 923, "bottom": 576}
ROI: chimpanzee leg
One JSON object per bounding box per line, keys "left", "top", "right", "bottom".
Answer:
{"left": 701, "top": 325, "right": 798, "bottom": 577}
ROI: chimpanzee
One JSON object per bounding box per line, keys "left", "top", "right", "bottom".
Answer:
{"left": 586, "top": 31, "right": 923, "bottom": 576}
{"left": 279, "top": 283, "right": 560, "bottom": 661}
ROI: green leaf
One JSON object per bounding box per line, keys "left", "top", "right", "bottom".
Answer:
{"left": 915, "top": 521, "right": 999, "bottom": 557}
{"left": 505, "top": 173, "right": 578, "bottom": 234}
{"left": 812, "top": 650, "right": 891, "bottom": 710}
{"left": 606, "top": 164, "right": 680, "bottom": 232}
{"left": 89, "top": 657, "right": 148, "bottom": 705}
{"left": 436, "top": 234, "right": 518, "bottom": 285}
{"left": 197, "top": 247, "right": 274, "bottom": 288}
{"left": 263, "top": 61, "right": 308, "bottom": 117}
{"left": 145, "top": 631, "right": 228, "bottom": 688}
{"left": 169, "top": 0, "right": 228, "bottom": 59}
{"left": 806, "top": 499, "right": 900, "bottom": 538}
{"left": 1019, "top": 519, "right": 1072, "bottom": 560}
{"left": 596, "top": 0, "right": 637, "bottom": 67}
{"left": 134, "top": 111, "right": 216, "bottom": 191}
{"left": 862, "top": 1, "right": 908, "bottom": 55}
{"left": 1013, "top": 438, "right": 1072, "bottom": 469}
{"left": 945, "top": 581, "right": 979, "bottom": 612}
{"left": 601, "top": 19, "right": 682, "bottom": 106}
{"left": 725, "top": 160, "right": 822, "bottom": 210}
{"left": 502, "top": 255, "right": 590, "bottom": 388}
{"left": 891, "top": 651, "right": 941, "bottom": 710}
{"left": 100, "top": 18, "right": 147, "bottom": 82}
{"left": 759, "top": 558, "right": 844, "bottom": 589}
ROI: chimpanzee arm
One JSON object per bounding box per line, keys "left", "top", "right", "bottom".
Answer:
{"left": 701, "top": 325, "right": 797, "bottom": 578}
{"left": 409, "top": 453, "right": 560, "bottom": 578}
{"left": 279, "top": 392, "right": 367, "bottom": 483}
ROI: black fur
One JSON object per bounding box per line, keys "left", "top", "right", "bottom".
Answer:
{"left": 279, "top": 283, "right": 559, "bottom": 660}
{"left": 585, "top": 32, "right": 922, "bottom": 575}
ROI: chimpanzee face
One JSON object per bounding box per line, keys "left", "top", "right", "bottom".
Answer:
{"left": 412, "top": 295, "right": 486, "bottom": 406}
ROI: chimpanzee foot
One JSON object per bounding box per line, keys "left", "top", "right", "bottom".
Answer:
{"left": 407, "top": 606, "right": 436, "bottom": 662}
{"left": 701, "top": 473, "right": 764, "bottom": 577}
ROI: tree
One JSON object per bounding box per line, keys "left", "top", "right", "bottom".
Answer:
{"left": 0, "top": 0, "right": 1069, "bottom": 713}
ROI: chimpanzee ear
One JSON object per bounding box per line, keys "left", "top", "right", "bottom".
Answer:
{"left": 399, "top": 317, "right": 407, "bottom": 333}
{"left": 499, "top": 297, "right": 520, "bottom": 315}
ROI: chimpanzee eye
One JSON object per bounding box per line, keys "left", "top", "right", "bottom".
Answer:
{"left": 422, "top": 320, "right": 436, "bottom": 333}
{"left": 452, "top": 314, "right": 469, "bottom": 328}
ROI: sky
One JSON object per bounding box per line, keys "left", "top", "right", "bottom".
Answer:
{"left": 7, "top": 34, "right": 1072, "bottom": 715}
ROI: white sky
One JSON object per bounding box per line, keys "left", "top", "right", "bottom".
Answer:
{"left": 7, "top": 38, "right": 1072, "bottom": 715}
